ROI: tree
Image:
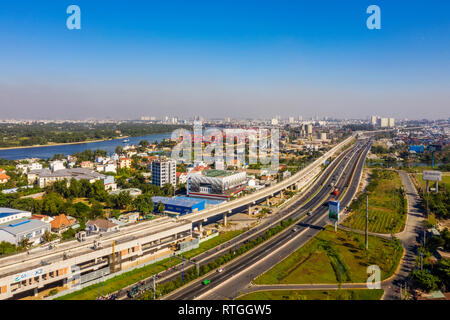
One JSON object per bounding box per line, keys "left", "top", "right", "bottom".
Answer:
{"left": 42, "top": 230, "right": 54, "bottom": 243}
{"left": 0, "top": 241, "right": 18, "bottom": 256}
{"left": 89, "top": 201, "right": 104, "bottom": 219}
{"left": 139, "top": 140, "right": 149, "bottom": 148}
{"left": 157, "top": 201, "right": 165, "bottom": 214}
{"left": 115, "top": 146, "right": 124, "bottom": 155}
{"left": 42, "top": 192, "right": 65, "bottom": 215}
{"left": 18, "top": 238, "right": 32, "bottom": 250}
{"left": 133, "top": 193, "right": 154, "bottom": 214}
{"left": 411, "top": 269, "right": 439, "bottom": 292}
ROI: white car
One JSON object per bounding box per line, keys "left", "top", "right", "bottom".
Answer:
{"left": 217, "top": 268, "right": 224, "bottom": 273}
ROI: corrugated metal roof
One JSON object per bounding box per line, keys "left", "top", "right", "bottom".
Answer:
{"left": 152, "top": 196, "right": 205, "bottom": 208}
{"left": 0, "top": 218, "right": 49, "bottom": 235}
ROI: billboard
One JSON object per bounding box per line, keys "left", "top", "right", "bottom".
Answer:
{"left": 409, "top": 145, "right": 424, "bottom": 153}
{"left": 13, "top": 267, "right": 43, "bottom": 282}
{"left": 329, "top": 200, "right": 340, "bottom": 221}
{"left": 423, "top": 170, "right": 442, "bottom": 182}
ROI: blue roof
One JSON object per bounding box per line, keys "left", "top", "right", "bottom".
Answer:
{"left": 0, "top": 208, "right": 30, "bottom": 219}
{"left": 152, "top": 196, "right": 205, "bottom": 208}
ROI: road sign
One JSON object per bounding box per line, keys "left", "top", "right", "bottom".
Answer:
{"left": 329, "top": 200, "right": 340, "bottom": 221}
{"left": 423, "top": 170, "right": 442, "bottom": 182}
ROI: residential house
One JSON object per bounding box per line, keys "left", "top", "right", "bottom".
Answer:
{"left": 80, "top": 161, "right": 94, "bottom": 169}
{"left": 50, "top": 214, "right": 76, "bottom": 234}
{"left": 0, "top": 173, "right": 10, "bottom": 184}
{"left": 86, "top": 219, "right": 119, "bottom": 234}
{"left": 119, "top": 157, "right": 132, "bottom": 169}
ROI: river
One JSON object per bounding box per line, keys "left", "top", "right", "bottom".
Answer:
{"left": 0, "top": 133, "right": 172, "bottom": 160}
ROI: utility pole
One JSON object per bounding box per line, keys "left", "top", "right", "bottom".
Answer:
{"left": 182, "top": 254, "right": 185, "bottom": 283}
{"left": 365, "top": 195, "right": 369, "bottom": 250}
{"left": 153, "top": 275, "right": 156, "bottom": 300}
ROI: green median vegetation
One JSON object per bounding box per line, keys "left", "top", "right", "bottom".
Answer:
{"left": 343, "top": 169, "right": 407, "bottom": 234}
{"left": 57, "top": 229, "right": 244, "bottom": 300}
{"left": 237, "top": 289, "right": 384, "bottom": 300}
{"left": 139, "top": 219, "right": 295, "bottom": 300}
{"left": 255, "top": 226, "right": 403, "bottom": 285}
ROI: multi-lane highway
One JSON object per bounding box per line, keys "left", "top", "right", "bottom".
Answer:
{"left": 164, "top": 138, "right": 372, "bottom": 300}
{"left": 115, "top": 140, "right": 357, "bottom": 299}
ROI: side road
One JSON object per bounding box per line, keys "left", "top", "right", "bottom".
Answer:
{"left": 238, "top": 171, "right": 424, "bottom": 300}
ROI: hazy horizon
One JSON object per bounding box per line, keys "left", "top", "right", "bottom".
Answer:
{"left": 1, "top": 1, "right": 449, "bottom": 121}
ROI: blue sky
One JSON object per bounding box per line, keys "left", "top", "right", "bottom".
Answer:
{"left": 0, "top": 0, "right": 449, "bottom": 120}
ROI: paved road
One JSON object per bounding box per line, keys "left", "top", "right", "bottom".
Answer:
{"left": 115, "top": 143, "right": 357, "bottom": 299}
{"left": 164, "top": 139, "right": 371, "bottom": 300}
{"left": 381, "top": 171, "right": 424, "bottom": 300}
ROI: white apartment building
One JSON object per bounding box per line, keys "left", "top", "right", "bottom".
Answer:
{"left": 151, "top": 158, "right": 177, "bottom": 187}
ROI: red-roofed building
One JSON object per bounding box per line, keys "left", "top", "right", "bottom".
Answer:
{"left": 31, "top": 214, "right": 54, "bottom": 224}
{"left": 50, "top": 214, "right": 76, "bottom": 234}
{"left": 0, "top": 173, "right": 10, "bottom": 184}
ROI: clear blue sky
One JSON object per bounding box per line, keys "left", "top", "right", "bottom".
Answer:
{"left": 0, "top": 0, "right": 449, "bottom": 120}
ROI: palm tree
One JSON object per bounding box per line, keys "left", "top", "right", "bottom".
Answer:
{"left": 42, "top": 230, "right": 53, "bottom": 243}
{"left": 19, "top": 238, "right": 32, "bottom": 251}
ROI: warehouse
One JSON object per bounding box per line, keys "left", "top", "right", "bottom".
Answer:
{"left": 152, "top": 196, "right": 205, "bottom": 216}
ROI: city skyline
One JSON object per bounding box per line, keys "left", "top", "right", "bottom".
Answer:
{"left": 1, "top": 1, "right": 449, "bottom": 120}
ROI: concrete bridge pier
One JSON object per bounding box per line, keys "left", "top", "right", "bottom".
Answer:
{"left": 223, "top": 212, "right": 227, "bottom": 226}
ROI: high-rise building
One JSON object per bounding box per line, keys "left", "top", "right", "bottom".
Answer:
{"left": 151, "top": 158, "right": 177, "bottom": 187}
{"left": 371, "top": 115, "right": 378, "bottom": 125}
{"left": 378, "top": 118, "right": 389, "bottom": 128}
{"left": 288, "top": 116, "right": 294, "bottom": 124}
{"left": 298, "top": 115, "right": 303, "bottom": 121}
{"left": 388, "top": 118, "right": 395, "bottom": 128}
{"left": 271, "top": 118, "right": 279, "bottom": 125}
{"left": 307, "top": 124, "right": 313, "bottom": 136}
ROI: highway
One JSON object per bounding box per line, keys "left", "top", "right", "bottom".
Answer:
{"left": 185, "top": 135, "right": 355, "bottom": 224}
{"left": 163, "top": 138, "right": 372, "bottom": 300}
{"left": 114, "top": 140, "right": 356, "bottom": 299}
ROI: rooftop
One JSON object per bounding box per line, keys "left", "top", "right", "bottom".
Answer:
{"left": 0, "top": 208, "right": 30, "bottom": 219}
{"left": 0, "top": 218, "right": 49, "bottom": 236}
{"left": 203, "top": 169, "right": 235, "bottom": 178}
{"left": 152, "top": 196, "right": 205, "bottom": 208}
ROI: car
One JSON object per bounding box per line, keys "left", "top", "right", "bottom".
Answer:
{"left": 217, "top": 268, "right": 224, "bottom": 273}
{"left": 202, "top": 279, "right": 211, "bottom": 285}
{"left": 307, "top": 211, "right": 312, "bottom": 216}
{"left": 292, "top": 227, "right": 298, "bottom": 232}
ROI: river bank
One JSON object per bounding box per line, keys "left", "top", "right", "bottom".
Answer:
{"left": 0, "top": 132, "right": 172, "bottom": 160}
{"left": 0, "top": 136, "right": 129, "bottom": 151}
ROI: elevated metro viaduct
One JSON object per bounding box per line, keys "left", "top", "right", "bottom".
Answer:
{"left": 186, "top": 135, "right": 355, "bottom": 230}
{"left": 0, "top": 217, "right": 191, "bottom": 300}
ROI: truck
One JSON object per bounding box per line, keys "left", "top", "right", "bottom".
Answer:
{"left": 332, "top": 188, "right": 339, "bottom": 197}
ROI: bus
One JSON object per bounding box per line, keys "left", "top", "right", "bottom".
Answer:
{"left": 202, "top": 279, "right": 211, "bottom": 285}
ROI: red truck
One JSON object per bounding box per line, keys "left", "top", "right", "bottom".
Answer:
{"left": 332, "top": 188, "right": 339, "bottom": 197}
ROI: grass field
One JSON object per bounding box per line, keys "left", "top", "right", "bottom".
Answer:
{"left": 57, "top": 230, "right": 244, "bottom": 300}
{"left": 237, "top": 289, "right": 384, "bottom": 300}
{"left": 343, "top": 169, "right": 407, "bottom": 234}
{"left": 254, "top": 226, "right": 403, "bottom": 285}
